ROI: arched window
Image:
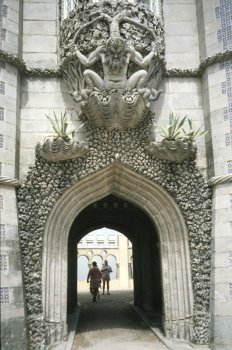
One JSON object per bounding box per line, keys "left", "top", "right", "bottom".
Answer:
{"left": 77, "top": 255, "right": 89, "bottom": 281}
{"left": 92, "top": 255, "right": 103, "bottom": 269}
{"left": 107, "top": 255, "right": 117, "bottom": 280}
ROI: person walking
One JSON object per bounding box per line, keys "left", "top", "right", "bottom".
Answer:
{"left": 101, "top": 259, "right": 112, "bottom": 295}
{"left": 87, "top": 261, "right": 102, "bottom": 302}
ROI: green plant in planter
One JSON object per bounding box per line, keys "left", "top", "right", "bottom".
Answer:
{"left": 157, "top": 112, "right": 187, "bottom": 140}
{"left": 157, "top": 112, "right": 207, "bottom": 142}
{"left": 182, "top": 117, "right": 207, "bottom": 141}
{"left": 45, "top": 110, "right": 76, "bottom": 142}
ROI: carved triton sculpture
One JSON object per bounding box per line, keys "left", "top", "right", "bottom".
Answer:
{"left": 62, "top": 3, "right": 163, "bottom": 130}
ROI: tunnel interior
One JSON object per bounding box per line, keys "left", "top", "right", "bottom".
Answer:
{"left": 68, "top": 194, "right": 162, "bottom": 322}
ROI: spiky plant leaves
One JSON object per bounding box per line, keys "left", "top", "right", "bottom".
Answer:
{"left": 45, "top": 110, "right": 76, "bottom": 141}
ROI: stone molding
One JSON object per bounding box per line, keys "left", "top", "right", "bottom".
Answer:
{"left": 1, "top": 49, "right": 232, "bottom": 78}
{"left": 0, "top": 176, "right": 19, "bottom": 187}
{"left": 208, "top": 174, "right": 232, "bottom": 186}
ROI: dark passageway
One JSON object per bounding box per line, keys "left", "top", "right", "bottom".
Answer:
{"left": 68, "top": 195, "right": 163, "bottom": 323}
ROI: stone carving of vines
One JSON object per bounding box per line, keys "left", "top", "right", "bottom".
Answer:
{"left": 60, "top": 1, "right": 164, "bottom": 60}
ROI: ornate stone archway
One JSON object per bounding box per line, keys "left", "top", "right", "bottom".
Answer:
{"left": 42, "top": 162, "right": 193, "bottom": 344}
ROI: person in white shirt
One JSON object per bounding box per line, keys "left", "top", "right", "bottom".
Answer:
{"left": 101, "top": 259, "right": 112, "bottom": 295}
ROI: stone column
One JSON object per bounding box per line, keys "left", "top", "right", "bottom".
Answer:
{"left": 118, "top": 234, "right": 129, "bottom": 289}
{"left": 196, "top": 2, "right": 232, "bottom": 348}
{"left": 0, "top": 181, "right": 28, "bottom": 350}
{"left": 209, "top": 176, "right": 232, "bottom": 350}
{"left": 0, "top": 0, "right": 28, "bottom": 349}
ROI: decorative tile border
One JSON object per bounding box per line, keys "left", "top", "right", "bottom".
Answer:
{"left": 229, "top": 283, "right": 232, "bottom": 300}
{"left": 227, "top": 160, "right": 232, "bottom": 173}
{"left": 0, "top": 134, "right": 4, "bottom": 148}
{"left": 219, "top": 59, "right": 232, "bottom": 171}
{"left": 0, "top": 254, "right": 7, "bottom": 271}
{"left": 0, "top": 224, "right": 6, "bottom": 240}
{"left": 0, "top": 107, "right": 4, "bottom": 121}
{"left": 229, "top": 252, "right": 232, "bottom": 267}
{"left": 0, "top": 287, "right": 9, "bottom": 304}
{"left": 215, "top": 0, "right": 232, "bottom": 52}
{"left": 0, "top": 194, "right": 3, "bottom": 209}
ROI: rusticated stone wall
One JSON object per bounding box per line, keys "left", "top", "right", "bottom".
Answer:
{"left": 17, "top": 116, "right": 212, "bottom": 349}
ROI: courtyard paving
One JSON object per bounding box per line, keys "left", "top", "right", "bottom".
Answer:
{"left": 52, "top": 289, "right": 210, "bottom": 350}
{"left": 71, "top": 290, "right": 169, "bottom": 350}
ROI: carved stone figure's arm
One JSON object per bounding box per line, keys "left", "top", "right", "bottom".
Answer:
{"left": 70, "top": 44, "right": 102, "bottom": 67}
{"left": 130, "top": 44, "right": 157, "bottom": 68}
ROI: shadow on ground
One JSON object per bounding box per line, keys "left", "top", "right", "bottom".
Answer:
{"left": 71, "top": 290, "right": 167, "bottom": 350}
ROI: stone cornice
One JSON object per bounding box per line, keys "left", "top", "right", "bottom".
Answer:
{"left": 0, "top": 50, "right": 62, "bottom": 77}
{"left": 1, "top": 49, "right": 232, "bottom": 79}
{"left": 208, "top": 174, "right": 232, "bottom": 186}
{"left": 0, "top": 176, "right": 20, "bottom": 187}
{"left": 164, "top": 49, "right": 232, "bottom": 77}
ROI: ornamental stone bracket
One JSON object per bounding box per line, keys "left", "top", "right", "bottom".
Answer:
{"left": 36, "top": 139, "right": 89, "bottom": 162}
{"left": 60, "top": 0, "right": 164, "bottom": 130}
{"left": 146, "top": 139, "right": 197, "bottom": 163}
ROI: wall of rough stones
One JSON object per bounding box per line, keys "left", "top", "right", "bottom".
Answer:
{"left": 17, "top": 116, "right": 212, "bottom": 349}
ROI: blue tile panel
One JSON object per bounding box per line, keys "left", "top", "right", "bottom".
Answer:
{"left": 215, "top": 0, "right": 232, "bottom": 51}
{"left": 229, "top": 283, "right": 232, "bottom": 300}
{"left": 228, "top": 160, "right": 232, "bottom": 173}
{"left": 229, "top": 252, "right": 232, "bottom": 267}
{"left": 220, "top": 61, "right": 232, "bottom": 163}
{"left": 0, "top": 224, "right": 6, "bottom": 240}
{"left": 0, "top": 287, "right": 9, "bottom": 304}
{"left": 0, "top": 254, "right": 7, "bottom": 271}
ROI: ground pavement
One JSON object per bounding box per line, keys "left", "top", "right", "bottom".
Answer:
{"left": 71, "top": 290, "right": 168, "bottom": 350}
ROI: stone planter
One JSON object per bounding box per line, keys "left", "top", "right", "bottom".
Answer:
{"left": 36, "top": 138, "right": 89, "bottom": 162}
{"left": 146, "top": 138, "right": 197, "bottom": 162}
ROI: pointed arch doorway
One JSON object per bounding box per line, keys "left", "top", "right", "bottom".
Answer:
{"left": 42, "top": 163, "right": 193, "bottom": 345}
{"left": 68, "top": 194, "right": 162, "bottom": 317}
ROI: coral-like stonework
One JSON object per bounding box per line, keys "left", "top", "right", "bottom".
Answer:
{"left": 17, "top": 116, "right": 212, "bottom": 349}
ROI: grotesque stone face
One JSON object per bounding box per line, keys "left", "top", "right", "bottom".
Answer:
{"left": 105, "top": 37, "right": 128, "bottom": 73}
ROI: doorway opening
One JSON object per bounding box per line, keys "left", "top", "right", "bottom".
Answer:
{"left": 67, "top": 194, "right": 162, "bottom": 326}
{"left": 77, "top": 228, "right": 133, "bottom": 292}
{"left": 43, "top": 163, "right": 193, "bottom": 344}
